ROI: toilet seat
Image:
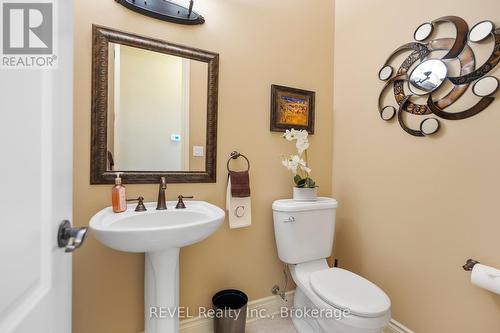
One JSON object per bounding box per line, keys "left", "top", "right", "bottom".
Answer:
{"left": 310, "top": 268, "right": 391, "bottom": 318}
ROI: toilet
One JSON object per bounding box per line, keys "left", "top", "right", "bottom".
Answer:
{"left": 272, "top": 198, "right": 391, "bottom": 333}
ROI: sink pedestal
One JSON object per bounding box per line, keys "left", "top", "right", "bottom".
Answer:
{"left": 145, "top": 248, "right": 180, "bottom": 333}
{"left": 89, "top": 201, "right": 225, "bottom": 333}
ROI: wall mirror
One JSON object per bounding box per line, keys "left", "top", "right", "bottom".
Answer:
{"left": 91, "top": 25, "right": 219, "bottom": 184}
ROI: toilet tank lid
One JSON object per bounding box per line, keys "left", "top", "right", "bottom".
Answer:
{"left": 272, "top": 197, "right": 338, "bottom": 212}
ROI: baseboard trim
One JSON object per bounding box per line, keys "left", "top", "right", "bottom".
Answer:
{"left": 385, "top": 319, "right": 415, "bottom": 333}
{"left": 179, "top": 290, "right": 414, "bottom": 333}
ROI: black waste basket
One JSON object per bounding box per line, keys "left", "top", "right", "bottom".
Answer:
{"left": 212, "top": 289, "right": 248, "bottom": 333}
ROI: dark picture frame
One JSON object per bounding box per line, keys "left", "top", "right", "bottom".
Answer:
{"left": 90, "top": 25, "right": 219, "bottom": 184}
{"left": 270, "top": 84, "right": 315, "bottom": 134}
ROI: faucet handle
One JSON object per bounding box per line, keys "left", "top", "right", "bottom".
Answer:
{"left": 160, "top": 176, "right": 167, "bottom": 189}
{"left": 176, "top": 195, "right": 194, "bottom": 209}
{"left": 127, "top": 196, "right": 147, "bottom": 212}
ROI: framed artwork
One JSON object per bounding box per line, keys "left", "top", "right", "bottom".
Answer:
{"left": 270, "top": 84, "right": 315, "bottom": 134}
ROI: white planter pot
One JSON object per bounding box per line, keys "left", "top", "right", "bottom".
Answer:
{"left": 293, "top": 187, "right": 318, "bottom": 201}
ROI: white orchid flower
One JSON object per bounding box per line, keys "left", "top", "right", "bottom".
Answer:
{"left": 294, "top": 155, "right": 305, "bottom": 165}
{"left": 283, "top": 129, "right": 310, "bottom": 155}
{"left": 284, "top": 129, "right": 308, "bottom": 141}
{"left": 296, "top": 139, "right": 309, "bottom": 155}
{"left": 283, "top": 129, "right": 297, "bottom": 141}
{"left": 296, "top": 130, "right": 308, "bottom": 141}
{"left": 297, "top": 157, "right": 311, "bottom": 174}
{"left": 292, "top": 155, "right": 305, "bottom": 164}
{"left": 282, "top": 154, "right": 307, "bottom": 175}
{"left": 281, "top": 129, "right": 315, "bottom": 187}
{"left": 282, "top": 157, "right": 298, "bottom": 174}
{"left": 281, "top": 158, "right": 291, "bottom": 169}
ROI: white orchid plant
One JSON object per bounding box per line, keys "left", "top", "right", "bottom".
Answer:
{"left": 281, "top": 129, "right": 316, "bottom": 188}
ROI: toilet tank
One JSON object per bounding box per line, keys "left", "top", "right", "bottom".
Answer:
{"left": 272, "top": 198, "right": 338, "bottom": 264}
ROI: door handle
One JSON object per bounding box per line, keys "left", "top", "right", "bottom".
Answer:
{"left": 57, "top": 220, "right": 88, "bottom": 253}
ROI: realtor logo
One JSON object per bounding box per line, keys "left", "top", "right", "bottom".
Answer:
{"left": 1, "top": 0, "right": 57, "bottom": 68}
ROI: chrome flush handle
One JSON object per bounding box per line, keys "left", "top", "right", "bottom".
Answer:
{"left": 284, "top": 216, "right": 295, "bottom": 223}
{"left": 57, "top": 220, "right": 88, "bottom": 253}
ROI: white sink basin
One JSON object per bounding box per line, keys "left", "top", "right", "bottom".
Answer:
{"left": 89, "top": 201, "right": 225, "bottom": 333}
{"left": 90, "top": 201, "right": 225, "bottom": 252}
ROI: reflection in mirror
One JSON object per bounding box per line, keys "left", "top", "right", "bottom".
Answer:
{"left": 469, "top": 21, "right": 494, "bottom": 43}
{"left": 409, "top": 59, "right": 447, "bottom": 93}
{"left": 414, "top": 22, "right": 433, "bottom": 41}
{"left": 420, "top": 118, "right": 440, "bottom": 135}
{"left": 106, "top": 43, "right": 208, "bottom": 172}
{"left": 378, "top": 65, "right": 393, "bottom": 81}
{"left": 472, "top": 76, "right": 499, "bottom": 97}
{"left": 380, "top": 106, "right": 395, "bottom": 121}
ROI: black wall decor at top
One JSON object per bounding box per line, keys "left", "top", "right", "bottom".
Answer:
{"left": 115, "top": 0, "right": 205, "bottom": 25}
{"left": 378, "top": 16, "right": 500, "bottom": 137}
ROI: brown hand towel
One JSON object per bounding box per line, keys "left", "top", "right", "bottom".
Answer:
{"left": 229, "top": 171, "right": 251, "bottom": 197}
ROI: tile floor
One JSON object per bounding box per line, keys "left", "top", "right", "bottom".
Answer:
{"left": 246, "top": 317, "right": 298, "bottom": 333}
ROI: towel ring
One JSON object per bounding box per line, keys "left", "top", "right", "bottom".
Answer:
{"left": 227, "top": 151, "right": 250, "bottom": 172}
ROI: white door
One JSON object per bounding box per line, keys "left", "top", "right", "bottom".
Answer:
{"left": 0, "top": 1, "right": 76, "bottom": 332}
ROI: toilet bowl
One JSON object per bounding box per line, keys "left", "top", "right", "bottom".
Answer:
{"left": 272, "top": 198, "right": 391, "bottom": 333}
{"left": 289, "top": 259, "right": 390, "bottom": 333}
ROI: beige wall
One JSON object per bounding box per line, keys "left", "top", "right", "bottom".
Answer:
{"left": 189, "top": 60, "right": 208, "bottom": 171}
{"left": 73, "top": 1, "right": 334, "bottom": 332}
{"left": 115, "top": 45, "right": 184, "bottom": 170}
{"left": 333, "top": 1, "right": 500, "bottom": 332}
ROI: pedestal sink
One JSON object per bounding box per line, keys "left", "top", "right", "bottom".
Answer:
{"left": 89, "top": 201, "right": 225, "bottom": 333}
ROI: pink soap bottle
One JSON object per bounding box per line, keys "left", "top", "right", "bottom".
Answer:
{"left": 112, "top": 173, "right": 127, "bottom": 213}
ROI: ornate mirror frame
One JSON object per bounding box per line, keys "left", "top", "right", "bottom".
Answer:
{"left": 90, "top": 25, "right": 219, "bottom": 184}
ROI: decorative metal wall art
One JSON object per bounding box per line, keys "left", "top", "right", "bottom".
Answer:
{"left": 378, "top": 16, "right": 500, "bottom": 137}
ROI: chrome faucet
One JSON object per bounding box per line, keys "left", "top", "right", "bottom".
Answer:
{"left": 156, "top": 177, "right": 167, "bottom": 210}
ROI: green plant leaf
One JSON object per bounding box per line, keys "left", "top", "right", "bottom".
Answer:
{"left": 293, "top": 175, "right": 302, "bottom": 185}
{"left": 304, "top": 177, "right": 316, "bottom": 188}
{"left": 296, "top": 178, "right": 306, "bottom": 188}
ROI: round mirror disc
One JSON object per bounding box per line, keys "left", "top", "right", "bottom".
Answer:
{"left": 410, "top": 59, "right": 447, "bottom": 93}
{"left": 378, "top": 66, "right": 393, "bottom": 81}
{"left": 469, "top": 21, "right": 494, "bottom": 42}
{"left": 472, "top": 76, "right": 499, "bottom": 97}
{"left": 414, "top": 23, "right": 433, "bottom": 41}
{"left": 420, "top": 118, "right": 440, "bottom": 135}
{"left": 380, "top": 106, "right": 396, "bottom": 121}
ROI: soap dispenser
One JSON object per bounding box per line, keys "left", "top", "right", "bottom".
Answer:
{"left": 112, "top": 173, "right": 127, "bottom": 213}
